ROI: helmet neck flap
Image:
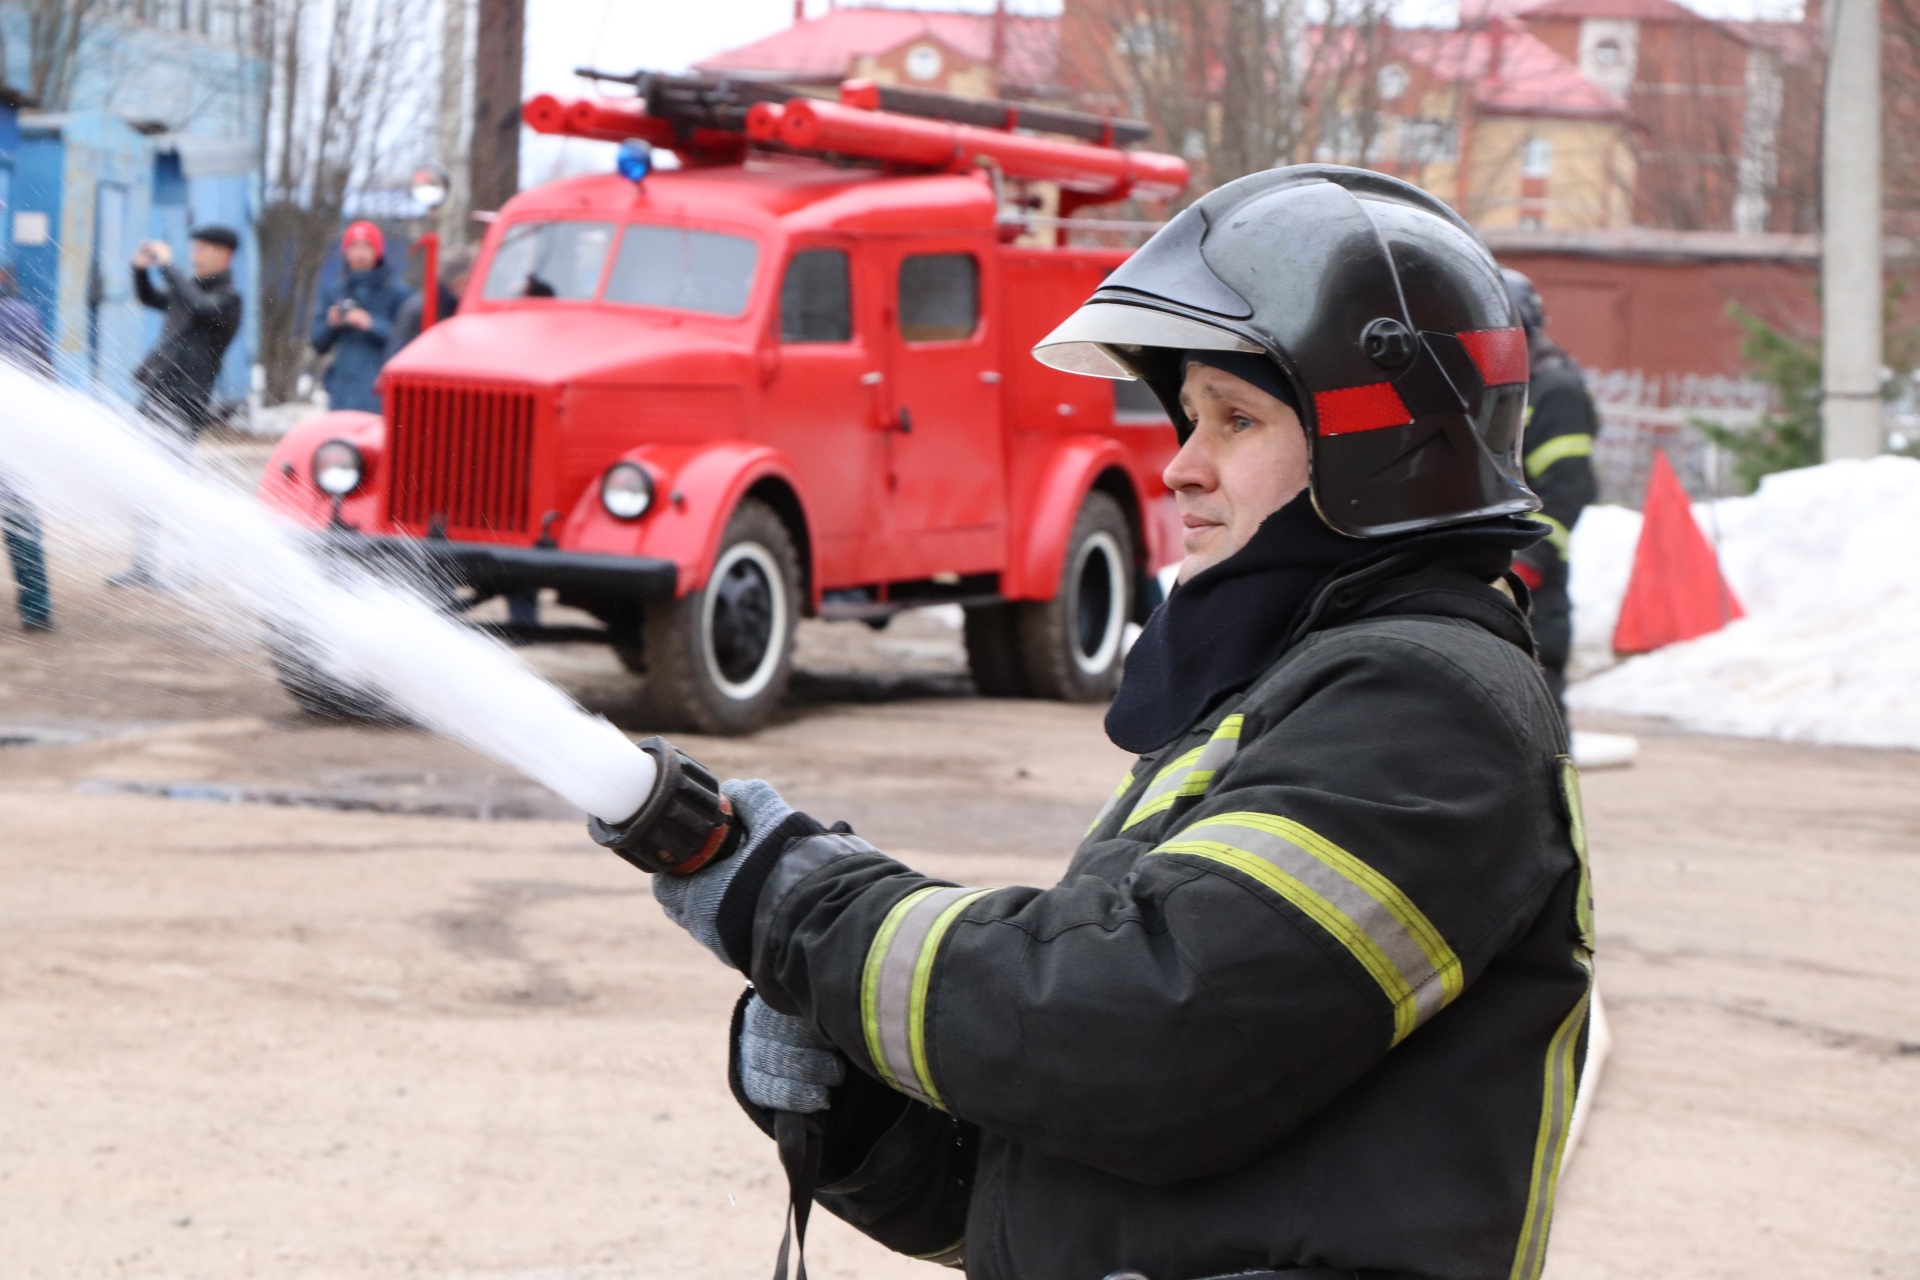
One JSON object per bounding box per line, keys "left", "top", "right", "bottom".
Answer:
{"left": 1033, "top": 165, "right": 1541, "bottom": 538}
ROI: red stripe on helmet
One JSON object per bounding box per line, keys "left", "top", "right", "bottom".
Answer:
{"left": 1314, "top": 382, "right": 1414, "bottom": 436}
{"left": 1458, "top": 328, "right": 1529, "bottom": 386}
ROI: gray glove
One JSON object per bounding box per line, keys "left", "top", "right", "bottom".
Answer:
{"left": 740, "top": 993, "right": 846, "bottom": 1113}
{"left": 653, "top": 778, "right": 794, "bottom": 965}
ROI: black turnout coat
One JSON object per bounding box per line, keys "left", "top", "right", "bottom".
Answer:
{"left": 712, "top": 530, "right": 1596, "bottom": 1280}
{"left": 133, "top": 265, "right": 241, "bottom": 431}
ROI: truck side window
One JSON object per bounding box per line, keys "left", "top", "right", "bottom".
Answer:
{"left": 781, "top": 249, "right": 852, "bottom": 342}
{"left": 898, "top": 253, "right": 978, "bottom": 342}
{"left": 1113, "top": 378, "right": 1171, "bottom": 425}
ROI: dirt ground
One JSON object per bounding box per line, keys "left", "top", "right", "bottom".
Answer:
{"left": 2, "top": 477, "right": 1916, "bottom": 1279}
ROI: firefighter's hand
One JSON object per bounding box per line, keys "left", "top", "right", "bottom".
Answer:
{"left": 652, "top": 778, "right": 794, "bottom": 965}
{"left": 739, "top": 993, "right": 844, "bottom": 1114}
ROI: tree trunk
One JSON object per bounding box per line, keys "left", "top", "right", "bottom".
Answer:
{"left": 469, "top": 0, "right": 523, "bottom": 218}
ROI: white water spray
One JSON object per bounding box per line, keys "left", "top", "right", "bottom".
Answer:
{"left": 0, "top": 365, "right": 655, "bottom": 821}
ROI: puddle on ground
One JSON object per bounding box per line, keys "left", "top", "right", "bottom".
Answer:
{"left": 76, "top": 769, "right": 578, "bottom": 821}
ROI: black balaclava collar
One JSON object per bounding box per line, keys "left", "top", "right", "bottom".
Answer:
{"left": 1107, "top": 488, "right": 1370, "bottom": 755}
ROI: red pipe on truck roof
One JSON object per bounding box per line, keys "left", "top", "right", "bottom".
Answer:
{"left": 524, "top": 87, "right": 1188, "bottom": 204}
{"left": 766, "top": 96, "right": 1188, "bottom": 200}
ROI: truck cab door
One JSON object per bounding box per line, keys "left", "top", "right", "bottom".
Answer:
{"left": 873, "top": 238, "right": 1005, "bottom": 580}
{"left": 762, "top": 243, "right": 878, "bottom": 590}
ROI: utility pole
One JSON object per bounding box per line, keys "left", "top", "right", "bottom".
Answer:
{"left": 1821, "top": 0, "right": 1883, "bottom": 460}
{"left": 438, "top": 0, "right": 472, "bottom": 244}
{"left": 469, "top": 0, "right": 525, "bottom": 219}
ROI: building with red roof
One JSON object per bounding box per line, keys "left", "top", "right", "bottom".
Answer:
{"left": 1309, "top": 21, "right": 1635, "bottom": 230}
{"left": 1510, "top": 0, "right": 1822, "bottom": 232}
{"left": 694, "top": 5, "right": 1060, "bottom": 102}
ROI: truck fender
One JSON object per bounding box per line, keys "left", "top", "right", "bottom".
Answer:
{"left": 257, "top": 410, "right": 386, "bottom": 531}
{"left": 1002, "top": 435, "right": 1150, "bottom": 602}
{"left": 558, "top": 440, "right": 815, "bottom": 603}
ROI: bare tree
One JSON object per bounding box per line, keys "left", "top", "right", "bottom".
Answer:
{"left": 1067, "top": 0, "right": 1395, "bottom": 200}
{"left": 0, "top": 0, "right": 105, "bottom": 108}
{"left": 256, "top": 0, "right": 434, "bottom": 403}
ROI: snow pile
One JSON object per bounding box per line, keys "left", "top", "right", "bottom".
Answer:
{"left": 1568, "top": 456, "right": 1920, "bottom": 749}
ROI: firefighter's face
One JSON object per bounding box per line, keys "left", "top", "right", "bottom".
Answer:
{"left": 1166, "top": 363, "right": 1310, "bottom": 582}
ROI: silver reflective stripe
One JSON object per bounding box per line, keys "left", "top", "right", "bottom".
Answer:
{"left": 1086, "top": 767, "right": 1136, "bottom": 835}
{"left": 1508, "top": 979, "right": 1591, "bottom": 1280}
{"left": 861, "top": 885, "right": 990, "bottom": 1109}
{"left": 1122, "top": 714, "right": 1244, "bottom": 830}
{"left": 1153, "top": 811, "right": 1462, "bottom": 1043}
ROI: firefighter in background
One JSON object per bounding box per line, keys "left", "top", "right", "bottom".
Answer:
{"left": 601, "top": 168, "right": 1593, "bottom": 1280}
{"left": 1502, "top": 268, "right": 1600, "bottom": 719}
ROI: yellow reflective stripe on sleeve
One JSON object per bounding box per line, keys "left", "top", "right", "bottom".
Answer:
{"left": 1087, "top": 766, "right": 1136, "bottom": 835}
{"left": 1560, "top": 758, "right": 1596, "bottom": 951}
{"left": 860, "top": 885, "right": 991, "bottom": 1110}
{"left": 1151, "top": 811, "right": 1462, "bottom": 1044}
{"left": 1531, "top": 513, "right": 1572, "bottom": 558}
{"left": 1508, "top": 977, "right": 1592, "bottom": 1280}
{"left": 1525, "top": 432, "right": 1593, "bottom": 478}
{"left": 1121, "top": 714, "right": 1244, "bottom": 830}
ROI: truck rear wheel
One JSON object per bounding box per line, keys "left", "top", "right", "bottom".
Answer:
{"left": 631, "top": 499, "right": 798, "bottom": 735}
{"left": 1015, "top": 491, "right": 1133, "bottom": 702}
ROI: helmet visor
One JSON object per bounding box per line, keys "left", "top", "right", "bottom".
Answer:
{"left": 1031, "top": 302, "right": 1262, "bottom": 379}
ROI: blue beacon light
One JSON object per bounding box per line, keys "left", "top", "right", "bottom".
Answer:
{"left": 617, "top": 139, "right": 653, "bottom": 184}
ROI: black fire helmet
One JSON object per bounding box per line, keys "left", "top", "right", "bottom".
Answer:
{"left": 1032, "top": 165, "right": 1541, "bottom": 538}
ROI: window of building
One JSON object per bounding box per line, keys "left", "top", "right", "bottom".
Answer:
{"left": 483, "top": 221, "right": 614, "bottom": 300}
{"left": 780, "top": 249, "right": 853, "bottom": 342}
{"left": 1378, "top": 63, "right": 1410, "bottom": 102}
{"left": 604, "top": 224, "right": 760, "bottom": 316}
{"left": 1522, "top": 136, "right": 1554, "bottom": 178}
{"left": 1396, "top": 118, "right": 1458, "bottom": 164}
{"left": 897, "top": 253, "right": 978, "bottom": 342}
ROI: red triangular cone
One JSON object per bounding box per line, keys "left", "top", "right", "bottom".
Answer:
{"left": 1612, "top": 451, "right": 1744, "bottom": 655}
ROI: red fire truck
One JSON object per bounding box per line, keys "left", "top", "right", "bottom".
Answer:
{"left": 258, "top": 75, "right": 1190, "bottom": 733}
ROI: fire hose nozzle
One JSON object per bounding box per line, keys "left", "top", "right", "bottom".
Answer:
{"left": 588, "top": 736, "right": 742, "bottom": 875}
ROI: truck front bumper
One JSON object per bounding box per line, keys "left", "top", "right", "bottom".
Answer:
{"left": 313, "top": 530, "right": 679, "bottom": 601}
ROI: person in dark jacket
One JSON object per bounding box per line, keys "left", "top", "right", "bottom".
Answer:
{"left": 111, "top": 226, "right": 243, "bottom": 588}
{"left": 0, "top": 265, "right": 54, "bottom": 630}
{"left": 589, "top": 169, "right": 1594, "bottom": 1280}
{"left": 1502, "top": 269, "right": 1600, "bottom": 720}
{"left": 384, "top": 243, "right": 474, "bottom": 360}
{"left": 311, "top": 220, "right": 408, "bottom": 413}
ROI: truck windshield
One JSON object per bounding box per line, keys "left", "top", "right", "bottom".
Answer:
{"left": 483, "top": 221, "right": 615, "bottom": 300}
{"left": 603, "top": 224, "right": 759, "bottom": 317}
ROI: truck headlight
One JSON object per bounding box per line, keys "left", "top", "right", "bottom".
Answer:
{"left": 601, "top": 462, "right": 654, "bottom": 520}
{"left": 312, "top": 439, "right": 364, "bottom": 496}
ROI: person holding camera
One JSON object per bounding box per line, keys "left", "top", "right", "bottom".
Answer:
{"left": 310, "top": 221, "right": 407, "bottom": 414}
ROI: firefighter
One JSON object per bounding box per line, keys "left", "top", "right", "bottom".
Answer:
{"left": 1501, "top": 268, "right": 1600, "bottom": 719}
{"left": 607, "top": 167, "right": 1593, "bottom": 1280}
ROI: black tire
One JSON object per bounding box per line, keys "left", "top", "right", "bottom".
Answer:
{"left": 266, "top": 637, "right": 406, "bottom": 723}
{"left": 963, "top": 603, "right": 1028, "bottom": 697}
{"left": 1015, "top": 491, "right": 1133, "bottom": 702}
{"left": 631, "top": 499, "right": 799, "bottom": 735}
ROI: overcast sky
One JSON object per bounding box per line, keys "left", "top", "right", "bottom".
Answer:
{"left": 521, "top": 0, "right": 1803, "bottom": 182}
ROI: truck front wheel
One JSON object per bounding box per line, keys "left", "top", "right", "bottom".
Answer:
{"left": 630, "top": 499, "right": 798, "bottom": 735}
{"left": 1014, "top": 491, "right": 1133, "bottom": 702}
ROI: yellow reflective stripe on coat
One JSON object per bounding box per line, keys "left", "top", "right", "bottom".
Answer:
{"left": 1087, "top": 767, "right": 1136, "bottom": 835}
{"left": 1508, "top": 977, "right": 1591, "bottom": 1280}
{"left": 1532, "top": 513, "right": 1572, "bottom": 558}
{"left": 1525, "top": 432, "right": 1593, "bottom": 478}
{"left": 1560, "top": 758, "right": 1596, "bottom": 951}
{"left": 860, "top": 885, "right": 991, "bottom": 1110}
{"left": 1151, "top": 811, "right": 1462, "bottom": 1044}
{"left": 1122, "top": 715, "right": 1245, "bottom": 830}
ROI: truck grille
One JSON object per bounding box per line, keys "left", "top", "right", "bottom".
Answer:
{"left": 386, "top": 379, "right": 538, "bottom": 535}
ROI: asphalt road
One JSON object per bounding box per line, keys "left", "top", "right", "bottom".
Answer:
{"left": 1, "top": 516, "right": 1915, "bottom": 1280}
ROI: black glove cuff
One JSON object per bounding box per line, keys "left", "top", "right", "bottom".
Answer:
{"left": 716, "top": 810, "right": 824, "bottom": 972}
